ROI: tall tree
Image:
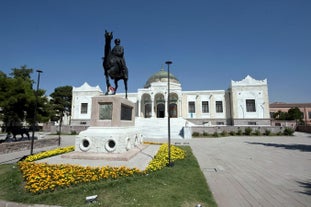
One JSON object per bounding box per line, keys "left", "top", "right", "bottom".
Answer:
{"left": 50, "top": 86, "right": 72, "bottom": 135}
{"left": 288, "top": 107, "right": 304, "bottom": 124}
{"left": 0, "top": 66, "right": 34, "bottom": 127}
{"left": 273, "top": 107, "right": 304, "bottom": 125}
{"left": 10, "top": 66, "right": 33, "bottom": 82}
{"left": 0, "top": 71, "right": 8, "bottom": 123}
{"left": 0, "top": 66, "right": 50, "bottom": 130}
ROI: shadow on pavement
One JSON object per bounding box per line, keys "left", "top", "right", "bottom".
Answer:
{"left": 296, "top": 180, "right": 311, "bottom": 195}
{"left": 245, "top": 142, "right": 311, "bottom": 152}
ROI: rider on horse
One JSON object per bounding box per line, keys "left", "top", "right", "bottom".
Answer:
{"left": 102, "top": 31, "right": 129, "bottom": 98}
{"left": 111, "top": 38, "right": 128, "bottom": 79}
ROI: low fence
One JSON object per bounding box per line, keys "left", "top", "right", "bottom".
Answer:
{"left": 296, "top": 125, "right": 311, "bottom": 133}
{"left": 44, "top": 125, "right": 88, "bottom": 134}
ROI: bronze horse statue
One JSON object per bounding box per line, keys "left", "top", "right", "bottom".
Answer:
{"left": 102, "top": 31, "right": 128, "bottom": 99}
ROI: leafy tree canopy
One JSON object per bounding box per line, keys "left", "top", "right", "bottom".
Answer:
{"left": 0, "top": 66, "right": 50, "bottom": 128}
{"left": 273, "top": 107, "right": 304, "bottom": 124}
{"left": 288, "top": 107, "right": 303, "bottom": 121}
{"left": 10, "top": 66, "right": 33, "bottom": 83}
{"left": 50, "top": 86, "right": 73, "bottom": 122}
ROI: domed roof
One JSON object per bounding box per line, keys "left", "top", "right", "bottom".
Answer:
{"left": 144, "top": 68, "right": 180, "bottom": 88}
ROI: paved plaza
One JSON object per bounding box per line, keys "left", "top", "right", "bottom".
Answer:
{"left": 0, "top": 132, "right": 310, "bottom": 207}
{"left": 191, "top": 132, "right": 311, "bottom": 207}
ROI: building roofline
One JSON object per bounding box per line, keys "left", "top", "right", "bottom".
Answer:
{"left": 270, "top": 102, "right": 311, "bottom": 108}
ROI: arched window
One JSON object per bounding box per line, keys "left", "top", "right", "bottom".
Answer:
{"left": 142, "top": 94, "right": 152, "bottom": 118}
{"left": 169, "top": 93, "right": 179, "bottom": 118}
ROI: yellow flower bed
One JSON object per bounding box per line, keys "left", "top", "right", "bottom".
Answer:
{"left": 19, "top": 162, "right": 141, "bottom": 193}
{"left": 24, "top": 146, "right": 75, "bottom": 162}
{"left": 143, "top": 141, "right": 163, "bottom": 145}
{"left": 18, "top": 144, "right": 185, "bottom": 194}
{"left": 145, "top": 144, "right": 186, "bottom": 172}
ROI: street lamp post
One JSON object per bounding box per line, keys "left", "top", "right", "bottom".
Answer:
{"left": 165, "top": 60, "right": 174, "bottom": 167}
{"left": 30, "top": 69, "right": 43, "bottom": 155}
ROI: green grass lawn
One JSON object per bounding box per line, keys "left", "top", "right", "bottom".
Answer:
{"left": 0, "top": 147, "right": 217, "bottom": 207}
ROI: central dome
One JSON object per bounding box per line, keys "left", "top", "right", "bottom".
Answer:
{"left": 144, "top": 68, "right": 180, "bottom": 88}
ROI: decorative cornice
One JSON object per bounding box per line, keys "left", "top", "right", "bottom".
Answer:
{"left": 73, "top": 82, "right": 102, "bottom": 92}
{"left": 231, "top": 75, "right": 267, "bottom": 86}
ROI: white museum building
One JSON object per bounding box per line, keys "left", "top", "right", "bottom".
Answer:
{"left": 71, "top": 68, "right": 270, "bottom": 139}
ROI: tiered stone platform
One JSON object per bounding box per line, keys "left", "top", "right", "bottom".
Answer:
{"left": 75, "top": 96, "right": 142, "bottom": 155}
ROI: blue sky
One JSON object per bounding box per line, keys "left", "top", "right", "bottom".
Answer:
{"left": 1, "top": 0, "right": 310, "bottom": 103}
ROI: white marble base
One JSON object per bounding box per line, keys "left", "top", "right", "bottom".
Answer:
{"left": 75, "top": 126, "right": 143, "bottom": 153}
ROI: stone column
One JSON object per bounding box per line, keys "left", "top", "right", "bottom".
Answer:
{"left": 165, "top": 95, "right": 168, "bottom": 117}
{"left": 151, "top": 95, "right": 155, "bottom": 118}
{"left": 178, "top": 99, "right": 181, "bottom": 118}
{"left": 138, "top": 97, "right": 141, "bottom": 117}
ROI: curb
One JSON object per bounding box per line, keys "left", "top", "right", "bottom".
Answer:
{"left": 0, "top": 200, "right": 61, "bottom": 207}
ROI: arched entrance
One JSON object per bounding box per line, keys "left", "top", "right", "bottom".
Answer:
{"left": 155, "top": 93, "right": 165, "bottom": 118}
{"left": 157, "top": 103, "right": 165, "bottom": 118}
{"left": 145, "top": 104, "right": 151, "bottom": 118}
{"left": 142, "top": 93, "right": 152, "bottom": 118}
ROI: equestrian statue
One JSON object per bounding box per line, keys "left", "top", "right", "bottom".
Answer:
{"left": 102, "top": 30, "right": 128, "bottom": 99}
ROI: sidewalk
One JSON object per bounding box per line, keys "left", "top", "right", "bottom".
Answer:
{"left": 0, "top": 135, "right": 74, "bottom": 164}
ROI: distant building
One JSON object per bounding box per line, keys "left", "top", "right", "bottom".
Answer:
{"left": 270, "top": 102, "right": 311, "bottom": 126}
{"left": 70, "top": 68, "right": 271, "bottom": 138}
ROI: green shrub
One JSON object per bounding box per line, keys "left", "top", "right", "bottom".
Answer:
{"left": 283, "top": 127, "right": 294, "bottom": 136}
{"left": 221, "top": 131, "right": 228, "bottom": 137}
{"left": 244, "top": 127, "right": 253, "bottom": 135}
{"left": 264, "top": 129, "right": 271, "bottom": 136}
{"left": 192, "top": 132, "right": 200, "bottom": 137}
{"left": 203, "top": 131, "right": 209, "bottom": 137}
{"left": 253, "top": 130, "right": 261, "bottom": 136}
{"left": 229, "top": 131, "right": 236, "bottom": 136}
{"left": 212, "top": 132, "right": 219, "bottom": 137}
{"left": 71, "top": 130, "right": 77, "bottom": 135}
{"left": 237, "top": 129, "right": 243, "bottom": 135}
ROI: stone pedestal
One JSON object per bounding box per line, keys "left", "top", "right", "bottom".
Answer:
{"left": 75, "top": 96, "right": 142, "bottom": 153}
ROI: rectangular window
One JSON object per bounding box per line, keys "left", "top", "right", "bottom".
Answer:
{"left": 246, "top": 99, "right": 256, "bottom": 112}
{"left": 308, "top": 112, "right": 311, "bottom": 119}
{"left": 81, "top": 103, "right": 88, "bottom": 114}
{"left": 188, "top": 101, "right": 195, "bottom": 113}
{"left": 202, "top": 101, "right": 209, "bottom": 113}
{"left": 216, "top": 101, "right": 223, "bottom": 113}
